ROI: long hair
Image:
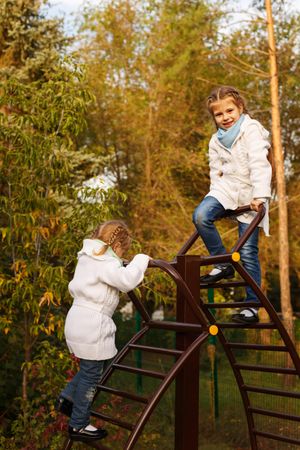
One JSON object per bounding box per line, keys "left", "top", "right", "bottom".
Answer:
{"left": 91, "top": 220, "right": 131, "bottom": 256}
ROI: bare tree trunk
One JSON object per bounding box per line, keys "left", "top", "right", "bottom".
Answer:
{"left": 265, "top": 0, "right": 294, "bottom": 340}
{"left": 22, "top": 312, "right": 31, "bottom": 405}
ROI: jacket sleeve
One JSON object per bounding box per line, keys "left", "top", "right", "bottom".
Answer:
{"left": 98, "top": 254, "right": 150, "bottom": 293}
{"left": 244, "top": 122, "right": 272, "bottom": 199}
{"left": 208, "top": 139, "right": 222, "bottom": 190}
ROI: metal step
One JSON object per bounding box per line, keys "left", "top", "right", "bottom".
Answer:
{"left": 129, "top": 343, "right": 183, "bottom": 357}
{"left": 200, "top": 281, "right": 247, "bottom": 288}
{"left": 235, "top": 363, "right": 297, "bottom": 374}
{"left": 216, "top": 322, "right": 276, "bottom": 329}
{"left": 253, "top": 429, "right": 300, "bottom": 446}
{"left": 113, "top": 363, "right": 165, "bottom": 379}
{"left": 147, "top": 320, "right": 203, "bottom": 333}
{"left": 242, "top": 384, "right": 300, "bottom": 398}
{"left": 91, "top": 410, "right": 134, "bottom": 431}
{"left": 96, "top": 385, "right": 148, "bottom": 403}
{"left": 249, "top": 406, "right": 300, "bottom": 422}
{"left": 205, "top": 301, "right": 262, "bottom": 309}
{"left": 226, "top": 342, "right": 288, "bottom": 351}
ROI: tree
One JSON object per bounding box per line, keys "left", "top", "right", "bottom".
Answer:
{"left": 0, "top": 0, "right": 68, "bottom": 80}
{"left": 0, "top": 2, "right": 125, "bottom": 447}
{"left": 265, "top": 0, "right": 293, "bottom": 338}
{"left": 79, "top": 0, "right": 225, "bottom": 260}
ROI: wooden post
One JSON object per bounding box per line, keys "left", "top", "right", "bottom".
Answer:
{"left": 175, "top": 255, "right": 200, "bottom": 450}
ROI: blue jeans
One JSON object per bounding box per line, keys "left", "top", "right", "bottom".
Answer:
{"left": 193, "top": 196, "right": 261, "bottom": 303}
{"left": 61, "top": 358, "right": 112, "bottom": 429}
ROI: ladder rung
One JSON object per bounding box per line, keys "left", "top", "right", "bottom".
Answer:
{"left": 200, "top": 281, "right": 247, "bottom": 288}
{"left": 113, "top": 363, "right": 165, "bottom": 379}
{"left": 226, "top": 342, "right": 288, "bottom": 351}
{"left": 129, "top": 343, "right": 183, "bottom": 357}
{"left": 217, "top": 322, "right": 276, "bottom": 329}
{"left": 253, "top": 429, "right": 300, "bottom": 446}
{"left": 242, "top": 384, "right": 300, "bottom": 398}
{"left": 91, "top": 410, "right": 134, "bottom": 430}
{"left": 97, "top": 385, "right": 148, "bottom": 403}
{"left": 205, "top": 302, "right": 262, "bottom": 309}
{"left": 235, "top": 363, "right": 297, "bottom": 374}
{"left": 249, "top": 406, "right": 300, "bottom": 422}
{"left": 147, "top": 320, "right": 203, "bottom": 333}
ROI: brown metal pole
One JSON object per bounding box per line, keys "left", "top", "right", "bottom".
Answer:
{"left": 175, "top": 255, "right": 201, "bottom": 450}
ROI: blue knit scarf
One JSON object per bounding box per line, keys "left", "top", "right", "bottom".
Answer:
{"left": 217, "top": 114, "right": 245, "bottom": 149}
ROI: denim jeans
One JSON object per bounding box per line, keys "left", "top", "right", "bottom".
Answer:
{"left": 193, "top": 195, "right": 261, "bottom": 302}
{"left": 61, "top": 358, "right": 112, "bottom": 429}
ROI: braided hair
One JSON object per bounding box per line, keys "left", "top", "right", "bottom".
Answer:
{"left": 91, "top": 220, "right": 131, "bottom": 256}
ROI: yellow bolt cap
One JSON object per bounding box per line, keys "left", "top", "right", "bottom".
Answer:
{"left": 209, "top": 325, "right": 219, "bottom": 336}
{"left": 232, "top": 252, "right": 240, "bottom": 262}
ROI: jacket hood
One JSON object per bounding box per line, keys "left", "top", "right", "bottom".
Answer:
{"left": 78, "top": 239, "right": 122, "bottom": 263}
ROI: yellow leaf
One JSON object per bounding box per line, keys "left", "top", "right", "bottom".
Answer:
{"left": 39, "top": 227, "right": 50, "bottom": 239}
{"left": 39, "top": 291, "right": 53, "bottom": 307}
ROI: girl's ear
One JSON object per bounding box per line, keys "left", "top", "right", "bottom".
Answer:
{"left": 113, "top": 241, "right": 124, "bottom": 257}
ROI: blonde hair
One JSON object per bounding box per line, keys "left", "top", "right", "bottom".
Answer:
{"left": 207, "top": 86, "right": 249, "bottom": 125}
{"left": 91, "top": 220, "right": 131, "bottom": 256}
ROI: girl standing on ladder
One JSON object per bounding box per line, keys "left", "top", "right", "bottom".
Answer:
{"left": 56, "top": 220, "right": 150, "bottom": 441}
{"left": 193, "top": 86, "right": 272, "bottom": 324}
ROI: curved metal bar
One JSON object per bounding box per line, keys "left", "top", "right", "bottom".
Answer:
{"left": 148, "top": 259, "right": 209, "bottom": 327}
{"left": 232, "top": 205, "right": 265, "bottom": 253}
{"left": 197, "top": 258, "right": 300, "bottom": 450}
{"left": 233, "top": 262, "right": 300, "bottom": 374}
{"left": 124, "top": 331, "right": 210, "bottom": 450}
{"left": 127, "top": 290, "right": 151, "bottom": 323}
{"left": 177, "top": 230, "right": 199, "bottom": 256}
{"left": 176, "top": 204, "right": 265, "bottom": 256}
{"left": 196, "top": 294, "right": 258, "bottom": 449}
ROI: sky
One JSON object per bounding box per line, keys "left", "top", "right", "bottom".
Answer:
{"left": 47, "top": 0, "right": 300, "bottom": 35}
{"left": 48, "top": 0, "right": 300, "bottom": 15}
{"left": 46, "top": 0, "right": 251, "bottom": 17}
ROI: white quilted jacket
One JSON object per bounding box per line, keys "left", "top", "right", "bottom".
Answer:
{"left": 64, "top": 239, "right": 149, "bottom": 360}
{"left": 207, "top": 114, "right": 272, "bottom": 234}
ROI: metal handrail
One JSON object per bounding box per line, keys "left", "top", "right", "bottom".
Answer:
{"left": 177, "top": 204, "right": 265, "bottom": 256}
{"left": 148, "top": 259, "right": 209, "bottom": 327}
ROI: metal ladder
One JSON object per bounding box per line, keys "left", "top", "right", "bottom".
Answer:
{"left": 177, "top": 204, "right": 300, "bottom": 449}
{"left": 62, "top": 259, "right": 212, "bottom": 450}
{"left": 62, "top": 205, "right": 300, "bottom": 449}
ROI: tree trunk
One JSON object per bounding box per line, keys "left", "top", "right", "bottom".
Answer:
{"left": 265, "top": 0, "right": 294, "bottom": 340}
{"left": 22, "top": 312, "right": 31, "bottom": 406}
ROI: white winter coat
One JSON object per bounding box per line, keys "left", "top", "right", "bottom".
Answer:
{"left": 207, "top": 114, "right": 272, "bottom": 234}
{"left": 64, "top": 239, "right": 150, "bottom": 361}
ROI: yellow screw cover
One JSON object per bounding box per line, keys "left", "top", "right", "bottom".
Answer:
{"left": 232, "top": 252, "right": 240, "bottom": 262}
{"left": 209, "top": 325, "right": 219, "bottom": 336}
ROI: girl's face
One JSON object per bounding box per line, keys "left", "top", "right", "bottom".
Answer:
{"left": 210, "top": 97, "right": 243, "bottom": 130}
